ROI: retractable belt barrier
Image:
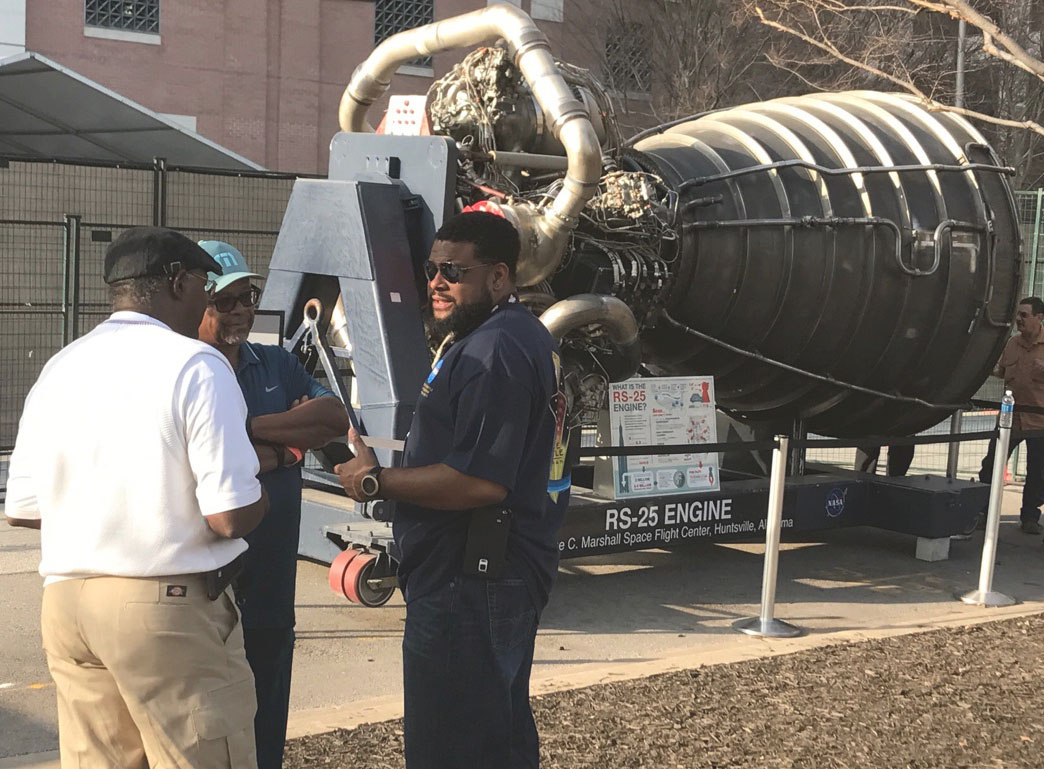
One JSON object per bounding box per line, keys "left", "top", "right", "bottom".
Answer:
{"left": 574, "top": 393, "right": 1026, "bottom": 634}
{"left": 577, "top": 431, "right": 1003, "bottom": 458}
{"left": 578, "top": 428, "right": 1044, "bottom": 458}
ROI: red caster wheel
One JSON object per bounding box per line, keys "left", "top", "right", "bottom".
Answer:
{"left": 328, "top": 548, "right": 362, "bottom": 599}
{"left": 343, "top": 552, "right": 396, "bottom": 607}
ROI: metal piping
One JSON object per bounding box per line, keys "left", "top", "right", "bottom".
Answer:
{"left": 338, "top": 4, "right": 601, "bottom": 287}
{"left": 540, "top": 294, "right": 641, "bottom": 381}
{"left": 465, "top": 149, "right": 570, "bottom": 171}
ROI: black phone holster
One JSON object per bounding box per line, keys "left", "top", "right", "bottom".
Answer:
{"left": 205, "top": 552, "right": 247, "bottom": 601}
{"left": 461, "top": 506, "right": 511, "bottom": 579}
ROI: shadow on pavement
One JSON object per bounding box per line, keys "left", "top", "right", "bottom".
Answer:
{"left": 538, "top": 511, "right": 1044, "bottom": 639}
{"left": 0, "top": 704, "right": 57, "bottom": 760}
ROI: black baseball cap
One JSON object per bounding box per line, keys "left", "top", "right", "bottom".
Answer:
{"left": 103, "top": 226, "right": 223, "bottom": 285}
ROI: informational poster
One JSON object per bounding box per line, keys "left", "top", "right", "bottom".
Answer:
{"left": 608, "top": 376, "right": 719, "bottom": 499}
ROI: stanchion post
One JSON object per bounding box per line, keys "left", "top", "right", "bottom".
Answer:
{"left": 790, "top": 418, "right": 806, "bottom": 477}
{"left": 733, "top": 435, "right": 804, "bottom": 637}
{"left": 959, "top": 391, "right": 1016, "bottom": 607}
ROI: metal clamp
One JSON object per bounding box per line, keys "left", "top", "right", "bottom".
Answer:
{"left": 302, "top": 298, "right": 361, "bottom": 435}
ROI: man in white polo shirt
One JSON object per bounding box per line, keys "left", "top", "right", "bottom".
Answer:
{"left": 5, "top": 227, "right": 270, "bottom": 769}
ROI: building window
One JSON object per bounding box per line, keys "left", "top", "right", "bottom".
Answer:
{"left": 604, "top": 22, "right": 651, "bottom": 94}
{"left": 532, "top": 0, "right": 564, "bottom": 22}
{"left": 85, "top": 0, "right": 159, "bottom": 34}
{"left": 374, "top": 0, "right": 434, "bottom": 69}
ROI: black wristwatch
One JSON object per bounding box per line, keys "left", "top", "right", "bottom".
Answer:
{"left": 360, "top": 465, "right": 383, "bottom": 500}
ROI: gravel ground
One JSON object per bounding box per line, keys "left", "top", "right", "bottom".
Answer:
{"left": 285, "top": 613, "right": 1044, "bottom": 768}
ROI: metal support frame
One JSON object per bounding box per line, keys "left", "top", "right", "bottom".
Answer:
{"left": 945, "top": 410, "right": 963, "bottom": 480}
{"left": 790, "top": 418, "right": 806, "bottom": 477}
{"left": 152, "top": 157, "right": 167, "bottom": 226}
{"left": 734, "top": 436, "right": 804, "bottom": 638}
{"left": 61, "top": 216, "right": 74, "bottom": 346}
{"left": 1029, "top": 188, "right": 1043, "bottom": 296}
{"left": 63, "top": 214, "right": 81, "bottom": 342}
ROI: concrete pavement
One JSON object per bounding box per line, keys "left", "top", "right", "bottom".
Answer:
{"left": 4, "top": 486, "right": 1044, "bottom": 767}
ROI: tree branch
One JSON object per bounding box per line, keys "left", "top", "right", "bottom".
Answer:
{"left": 905, "top": 0, "right": 1044, "bottom": 82}
{"left": 754, "top": 5, "right": 931, "bottom": 95}
{"left": 753, "top": 3, "right": 1044, "bottom": 140}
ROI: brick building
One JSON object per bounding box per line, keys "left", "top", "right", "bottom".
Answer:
{"left": 0, "top": 0, "right": 612, "bottom": 174}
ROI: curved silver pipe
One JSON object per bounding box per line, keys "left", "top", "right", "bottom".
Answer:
{"left": 540, "top": 294, "right": 641, "bottom": 381}
{"left": 338, "top": 5, "right": 601, "bottom": 287}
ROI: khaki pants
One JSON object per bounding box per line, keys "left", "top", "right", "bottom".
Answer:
{"left": 41, "top": 575, "right": 258, "bottom": 769}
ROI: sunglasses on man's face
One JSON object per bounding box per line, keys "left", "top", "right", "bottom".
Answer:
{"left": 177, "top": 270, "right": 216, "bottom": 293}
{"left": 210, "top": 285, "right": 261, "bottom": 313}
{"left": 423, "top": 260, "right": 493, "bottom": 285}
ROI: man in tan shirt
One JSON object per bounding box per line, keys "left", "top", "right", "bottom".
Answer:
{"left": 978, "top": 297, "right": 1044, "bottom": 534}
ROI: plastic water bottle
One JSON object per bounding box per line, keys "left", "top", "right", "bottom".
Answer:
{"left": 1000, "top": 390, "right": 1015, "bottom": 429}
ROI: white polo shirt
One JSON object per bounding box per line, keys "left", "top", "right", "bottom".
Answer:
{"left": 6, "top": 311, "right": 262, "bottom": 584}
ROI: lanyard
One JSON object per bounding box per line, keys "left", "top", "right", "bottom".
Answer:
{"left": 431, "top": 335, "right": 454, "bottom": 369}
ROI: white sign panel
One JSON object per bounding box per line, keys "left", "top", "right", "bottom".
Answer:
{"left": 608, "top": 376, "right": 719, "bottom": 499}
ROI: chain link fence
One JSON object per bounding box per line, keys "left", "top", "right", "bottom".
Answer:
{"left": 0, "top": 156, "right": 312, "bottom": 496}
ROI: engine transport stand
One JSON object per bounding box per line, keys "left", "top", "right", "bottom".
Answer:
{"left": 549, "top": 414, "right": 990, "bottom": 563}
{"left": 268, "top": 130, "right": 990, "bottom": 604}
{"left": 300, "top": 430, "right": 990, "bottom": 607}
{"left": 555, "top": 463, "right": 986, "bottom": 562}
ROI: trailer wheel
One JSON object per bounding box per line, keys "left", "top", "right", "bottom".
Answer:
{"left": 344, "top": 552, "right": 396, "bottom": 607}
{"left": 328, "top": 548, "right": 362, "bottom": 599}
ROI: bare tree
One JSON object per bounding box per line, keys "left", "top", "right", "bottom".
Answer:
{"left": 749, "top": 0, "right": 1044, "bottom": 186}
{"left": 557, "top": 0, "right": 812, "bottom": 134}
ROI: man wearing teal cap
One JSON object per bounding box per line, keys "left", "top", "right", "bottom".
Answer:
{"left": 197, "top": 240, "right": 350, "bottom": 769}
{"left": 199, "top": 240, "right": 264, "bottom": 293}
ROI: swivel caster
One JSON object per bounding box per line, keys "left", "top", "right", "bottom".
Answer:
{"left": 344, "top": 552, "right": 396, "bottom": 607}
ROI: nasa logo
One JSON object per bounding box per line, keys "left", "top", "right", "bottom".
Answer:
{"left": 825, "top": 488, "right": 847, "bottom": 518}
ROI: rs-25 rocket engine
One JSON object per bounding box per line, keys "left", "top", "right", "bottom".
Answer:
{"left": 338, "top": 4, "right": 1019, "bottom": 438}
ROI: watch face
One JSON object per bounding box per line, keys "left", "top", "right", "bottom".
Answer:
{"left": 361, "top": 474, "right": 379, "bottom": 497}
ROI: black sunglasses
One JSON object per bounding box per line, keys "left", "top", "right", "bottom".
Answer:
{"left": 210, "top": 285, "right": 261, "bottom": 313}
{"left": 423, "top": 260, "right": 493, "bottom": 285}
{"left": 179, "top": 270, "right": 214, "bottom": 292}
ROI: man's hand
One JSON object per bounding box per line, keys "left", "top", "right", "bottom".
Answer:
{"left": 334, "top": 429, "right": 379, "bottom": 502}
{"left": 333, "top": 432, "right": 510, "bottom": 509}
{"left": 249, "top": 395, "right": 349, "bottom": 449}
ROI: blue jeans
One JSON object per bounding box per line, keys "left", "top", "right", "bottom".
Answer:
{"left": 978, "top": 434, "right": 1044, "bottom": 523}
{"left": 402, "top": 575, "right": 541, "bottom": 769}
{"left": 243, "top": 627, "right": 295, "bottom": 769}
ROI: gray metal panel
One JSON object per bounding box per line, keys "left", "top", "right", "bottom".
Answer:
{"left": 343, "top": 181, "right": 431, "bottom": 449}
{"left": 263, "top": 178, "right": 430, "bottom": 464}
{"left": 299, "top": 501, "right": 358, "bottom": 564}
{"left": 328, "top": 132, "right": 457, "bottom": 245}
{"left": 268, "top": 180, "right": 375, "bottom": 278}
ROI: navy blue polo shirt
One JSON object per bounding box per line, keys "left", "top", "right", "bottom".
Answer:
{"left": 234, "top": 342, "right": 334, "bottom": 629}
{"left": 393, "top": 300, "right": 568, "bottom": 607}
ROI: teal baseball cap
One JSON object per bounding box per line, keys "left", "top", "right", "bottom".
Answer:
{"left": 197, "top": 240, "right": 263, "bottom": 293}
